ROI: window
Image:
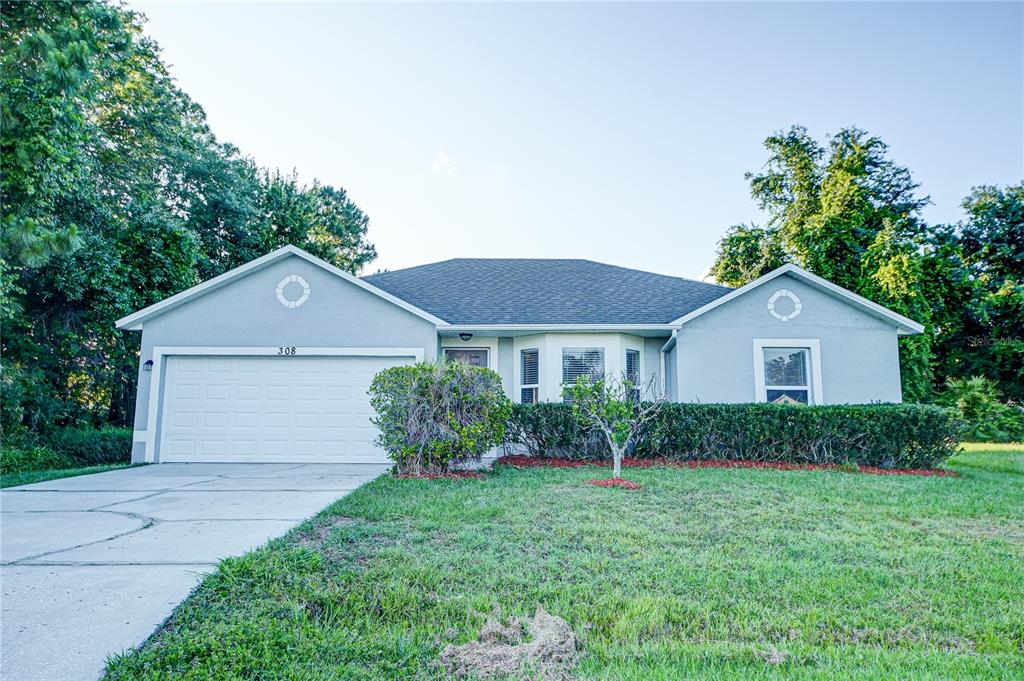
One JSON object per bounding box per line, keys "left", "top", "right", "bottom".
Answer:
{"left": 444, "top": 348, "right": 488, "bottom": 368}
{"left": 761, "top": 347, "right": 811, "bottom": 404}
{"left": 520, "top": 348, "right": 539, "bottom": 403}
{"left": 626, "top": 349, "right": 641, "bottom": 400}
{"left": 562, "top": 348, "right": 604, "bottom": 385}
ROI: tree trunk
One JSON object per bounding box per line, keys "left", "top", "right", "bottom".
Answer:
{"left": 612, "top": 446, "right": 622, "bottom": 479}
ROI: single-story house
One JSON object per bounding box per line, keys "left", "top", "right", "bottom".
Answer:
{"left": 116, "top": 245, "right": 924, "bottom": 464}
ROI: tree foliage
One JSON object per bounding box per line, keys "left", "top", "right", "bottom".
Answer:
{"left": 712, "top": 125, "right": 1023, "bottom": 403}
{"left": 1, "top": 1, "right": 376, "bottom": 435}
{"left": 562, "top": 374, "right": 665, "bottom": 479}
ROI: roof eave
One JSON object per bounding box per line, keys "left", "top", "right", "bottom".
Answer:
{"left": 115, "top": 245, "right": 449, "bottom": 331}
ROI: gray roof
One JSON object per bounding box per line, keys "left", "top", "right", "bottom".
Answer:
{"left": 361, "top": 259, "right": 731, "bottom": 325}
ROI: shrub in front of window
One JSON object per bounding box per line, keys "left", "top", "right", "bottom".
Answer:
{"left": 505, "top": 403, "right": 609, "bottom": 460}
{"left": 508, "top": 402, "right": 960, "bottom": 470}
{"left": 369, "top": 361, "right": 511, "bottom": 475}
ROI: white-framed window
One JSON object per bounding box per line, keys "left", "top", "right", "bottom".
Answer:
{"left": 520, "top": 348, "right": 539, "bottom": 403}
{"left": 753, "top": 339, "right": 823, "bottom": 405}
{"left": 562, "top": 347, "right": 604, "bottom": 387}
{"left": 625, "top": 348, "right": 641, "bottom": 400}
{"left": 444, "top": 347, "right": 489, "bottom": 368}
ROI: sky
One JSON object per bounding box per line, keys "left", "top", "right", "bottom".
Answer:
{"left": 129, "top": 1, "right": 1023, "bottom": 280}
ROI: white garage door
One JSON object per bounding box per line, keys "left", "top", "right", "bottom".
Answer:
{"left": 158, "top": 355, "right": 411, "bottom": 463}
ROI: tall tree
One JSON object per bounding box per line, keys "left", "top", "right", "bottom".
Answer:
{"left": 1, "top": 1, "right": 377, "bottom": 433}
{"left": 0, "top": 0, "right": 129, "bottom": 267}
{"left": 943, "top": 184, "right": 1024, "bottom": 400}
{"left": 713, "top": 126, "right": 936, "bottom": 400}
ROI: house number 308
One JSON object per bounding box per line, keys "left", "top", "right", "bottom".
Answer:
{"left": 277, "top": 346, "right": 297, "bottom": 355}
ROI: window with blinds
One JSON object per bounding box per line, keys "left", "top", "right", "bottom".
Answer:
{"left": 626, "top": 349, "right": 641, "bottom": 401}
{"left": 762, "top": 347, "right": 810, "bottom": 404}
{"left": 625, "top": 349, "right": 640, "bottom": 382}
{"left": 520, "top": 348, "right": 539, "bottom": 404}
{"left": 561, "top": 348, "right": 604, "bottom": 385}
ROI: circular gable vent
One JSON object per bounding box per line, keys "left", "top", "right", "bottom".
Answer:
{"left": 767, "top": 289, "right": 802, "bottom": 322}
{"left": 276, "top": 274, "right": 311, "bottom": 309}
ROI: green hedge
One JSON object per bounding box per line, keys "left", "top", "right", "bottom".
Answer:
{"left": 44, "top": 427, "right": 133, "bottom": 466}
{"left": 1, "top": 427, "right": 133, "bottom": 475}
{"left": 0, "top": 444, "right": 74, "bottom": 475}
{"left": 506, "top": 402, "right": 961, "bottom": 469}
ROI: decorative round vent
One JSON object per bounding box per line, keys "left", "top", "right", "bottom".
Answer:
{"left": 276, "top": 274, "right": 310, "bottom": 309}
{"left": 767, "top": 288, "right": 802, "bottom": 322}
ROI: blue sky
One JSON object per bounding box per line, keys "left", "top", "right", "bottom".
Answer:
{"left": 130, "top": 1, "right": 1022, "bottom": 279}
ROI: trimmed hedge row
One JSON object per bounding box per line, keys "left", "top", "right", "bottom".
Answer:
{"left": 506, "top": 402, "right": 961, "bottom": 469}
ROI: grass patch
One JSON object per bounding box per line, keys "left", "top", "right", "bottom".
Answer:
{"left": 104, "top": 446, "right": 1024, "bottom": 680}
{"left": 1, "top": 463, "right": 139, "bottom": 488}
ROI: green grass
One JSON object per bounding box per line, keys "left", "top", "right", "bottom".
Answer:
{"left": 1, "top": 463, "right": 139, "bottom": 488}
{"left": 105, "top": 445, "right": 1024, "bottom": 680}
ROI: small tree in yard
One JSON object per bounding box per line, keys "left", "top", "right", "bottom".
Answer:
{"left": 369, "top": 361, "right": 511, "bottom": 475}
{"left": 563, "top": 374, "right": 665, "bottom": 480}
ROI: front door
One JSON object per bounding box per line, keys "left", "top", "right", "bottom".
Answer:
{"left": 443, "top": 348, "right": 489, "bottom": 368}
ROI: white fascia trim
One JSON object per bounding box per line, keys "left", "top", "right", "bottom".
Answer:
{"left": 115, "top": 245, "right": 448, "bottom": 330}
{"left": 143, "top": 345, "right": 424, "bottom": 463}
{"left": 752, "top": 338, "right": 824, "bottom": 404}
{"left": 670, "top": 264, "right": 925, "bottom": 335}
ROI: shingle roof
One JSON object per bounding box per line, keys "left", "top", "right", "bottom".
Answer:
{"left": 361, "top": 259, "right": 731, "bottom": 325}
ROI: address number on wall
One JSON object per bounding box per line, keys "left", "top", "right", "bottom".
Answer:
{"left": 277, "top": 346, "right": 297, "bottom": 356}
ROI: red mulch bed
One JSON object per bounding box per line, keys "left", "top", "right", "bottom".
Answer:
{"left": 496, "top": 455, "right": 956, "bottom": 478}
{"left": 396, "top": 471, "right": 486, "bottom": 480}
{"left": 588, "top": 478, "right": 642, "bottom": 490}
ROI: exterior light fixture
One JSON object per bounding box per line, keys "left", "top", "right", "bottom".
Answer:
{"left": 458, "top": 333, "right": 473, "bottom": 342}
{"left": 143, "top": 360, "right": 154, "bottom": 372}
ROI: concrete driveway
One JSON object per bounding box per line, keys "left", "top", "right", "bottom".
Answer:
{"left": 0, "top": 462, "right": 387, "bottom": 681}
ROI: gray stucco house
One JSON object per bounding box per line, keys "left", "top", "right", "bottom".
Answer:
{"left": 116, "top": 245, "right": 924, "bottom": 464}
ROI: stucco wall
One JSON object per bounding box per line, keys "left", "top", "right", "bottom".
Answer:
{"left": 675, "top": 273, "right": 904, "bottom": 404}
{"left": 130, "top": 254, "right": 438, "bottom": 460}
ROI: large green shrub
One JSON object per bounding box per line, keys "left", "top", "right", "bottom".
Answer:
{"left": 507, "top": 402, "right": 961, "bottom": 469}
{"left": 44, "top": 427, "right": 133, "bottom": 466}
{"left": 369, "top": 361, "right": 511, "bottom": 474}
{"left": 936, "top": 376, "right": 1024, "bottom": 443}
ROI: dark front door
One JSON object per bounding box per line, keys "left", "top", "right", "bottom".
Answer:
{"left": 444, "top": 348, "right": 489, "bottom": 367}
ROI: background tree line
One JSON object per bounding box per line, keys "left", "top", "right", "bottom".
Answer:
{"left": 1, "top": 1, "right": 377, "bottom": 434}
{"left": 1, "top": 2, "right": 1020, "bottom": 443}
{"left": 712, "top": 127, "right": 1023, "bottom": 419}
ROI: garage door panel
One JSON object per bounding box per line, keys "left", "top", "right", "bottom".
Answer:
{"left": 159, "top": 355, "right": 409, "bottom": 463}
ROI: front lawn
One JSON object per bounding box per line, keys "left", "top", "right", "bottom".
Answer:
{"left": 105, "top": 445, "right": 1024, "bottom": 680}
{"left": 0, "top": 463, "right": 139, "bottom": 488}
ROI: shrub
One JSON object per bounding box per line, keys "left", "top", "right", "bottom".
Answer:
{"left": 44, "top": 427, "right": 133, "bottom": 466}
{"left": 369, "top": 361, "right": 512, "bottom": 474}
{"left": 936, "top": 376, "right": 1024, "bottom": 443}
{"left": 0, "top": 443, "right": 73, "bottom": 475}
{"left": 507, "top": 402, "right": 961, "bottom": 469}
{"left": 504, "top": 403, "right": 609, "bottom": 460}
